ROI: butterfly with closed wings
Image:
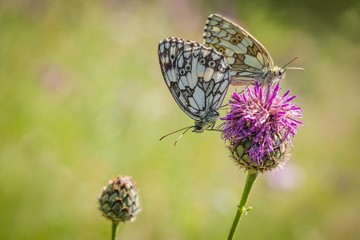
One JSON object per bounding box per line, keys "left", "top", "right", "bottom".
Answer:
{"left": 158, "top": 37, "right": 230, "bottom": 141}
{"left": 203, "top": 14, "right": 302, "bottom": 86}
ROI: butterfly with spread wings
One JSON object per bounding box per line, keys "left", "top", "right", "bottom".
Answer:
{"left": 203, "top": 14, "right": 301, "bottom": 86}
{"left": 158, "top": 37, "right": 230, "bottom": 136}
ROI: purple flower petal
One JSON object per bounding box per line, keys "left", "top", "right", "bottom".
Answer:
{"left": 221, "top": 83, "right": 302, "bottom": 164}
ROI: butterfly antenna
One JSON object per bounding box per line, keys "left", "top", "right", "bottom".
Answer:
{"left": 286, "top": 67, "right": 305, "bottom": 71}
{"left": 173, "top": 126, "right": 194, "bottom": 146}
{"left": 281, "top": 57, "right": 304, "bottom": 71}
{"left": 159, "top": 126, "right": 194, "bottom": 141}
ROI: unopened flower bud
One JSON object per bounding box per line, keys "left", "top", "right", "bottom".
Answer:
{"left": 98, "top": 176, "right": 141, "bottom": 223}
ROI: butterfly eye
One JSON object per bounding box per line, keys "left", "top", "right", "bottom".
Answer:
{"left": 208, "top": 61, "right": 216, "bottom": 68}
{"left": 185, "top": 64, "right": 191, "bottom": 71}
{"left": 280, "top": 69, "right": 285, "bottom": 76}
{"left": 230, "top": 38, "right": 239, "bottom": 44}
{"left": 200, "top": 58, "right": 206, "bottom": 65}
{"left": 179, "top": 68, "right": 186, "bottom": 75}
{"left": 170, "top": 54, "right": 175, "bottom": 60}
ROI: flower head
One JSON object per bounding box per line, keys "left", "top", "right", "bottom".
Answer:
{"left": 98, "top": 176, "right": 141, "bottom": 223}
{"left": 221, "top": 83, "right": 302, "bottom": 172}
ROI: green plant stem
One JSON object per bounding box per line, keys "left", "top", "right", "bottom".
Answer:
{"left": 111, "top": 221, "right": 119, "bottom": 240}
{"left": 227, "top": 171, "right": 258, "bottom": 240}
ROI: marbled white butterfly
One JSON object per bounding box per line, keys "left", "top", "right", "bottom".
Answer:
{"left": 158, "top": 37, "right": 230, "bottom": 138}
{"left": 203, "top": 14, "right": 302, "bottom": 86}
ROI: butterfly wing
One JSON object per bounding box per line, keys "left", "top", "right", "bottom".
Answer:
{"left": 203, "top": 14, "right": 275, "bottom": 85}
{"left": 158, "top": 37, "right": 230, "bottom": 122}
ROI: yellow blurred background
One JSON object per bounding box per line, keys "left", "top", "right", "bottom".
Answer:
{"left": 1, "top": 0, "right": 359, "bottom": 239}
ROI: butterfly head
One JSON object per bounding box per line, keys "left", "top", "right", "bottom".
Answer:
{"left": 193, "top": 125, "right": 206, "bottom": 133}
{"left": 262, "top": 66, "right": 286, "bottom": 85}
{"left": 266, "top": 58, "right": 304, "bottom": 85}
{"left": 159, "top": 112, "right": 219, "bottom": 145}
{"left": 193, "top": 120, "right": 215, "bottom": 133}
{"left": 193, "top": 112, "right": 219, "bottom": 133}
{"left": 278, "top": 57, "right": 304, "bottom": 79}
{"left": 193, "top": 121, "right": 214, "bottom": 133}
{"left": 272, "top": 66, "right": 287, "bottom": 83}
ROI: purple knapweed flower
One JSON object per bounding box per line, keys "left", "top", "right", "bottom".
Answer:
{"left": 221, "top": 83, "right": 302, "bottom": 172}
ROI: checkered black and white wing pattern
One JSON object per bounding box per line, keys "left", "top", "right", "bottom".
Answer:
{"left": 203, "top": 14, "right": 279, "bottom": 85}
{"left": 158, "top": 37, "right": 230, "bottom": 129}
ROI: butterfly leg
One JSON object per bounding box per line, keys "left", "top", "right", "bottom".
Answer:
{"left": 208, "top": 123, "right": 223, "bottom": 132}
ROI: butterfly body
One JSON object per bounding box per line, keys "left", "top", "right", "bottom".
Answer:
{"left": 158, "top": 37, "right": 230, "bottom": 132}
{"left": 203, "top": 14, "right": 286, "bottom": 86}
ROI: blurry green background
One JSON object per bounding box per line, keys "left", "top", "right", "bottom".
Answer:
{"left": 1, "top": 0, "right": 359, "bottom": 239}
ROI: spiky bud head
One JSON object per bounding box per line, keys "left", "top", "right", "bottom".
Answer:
{"left": 98, "top": 176, "right": 141, "bottom": 223}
